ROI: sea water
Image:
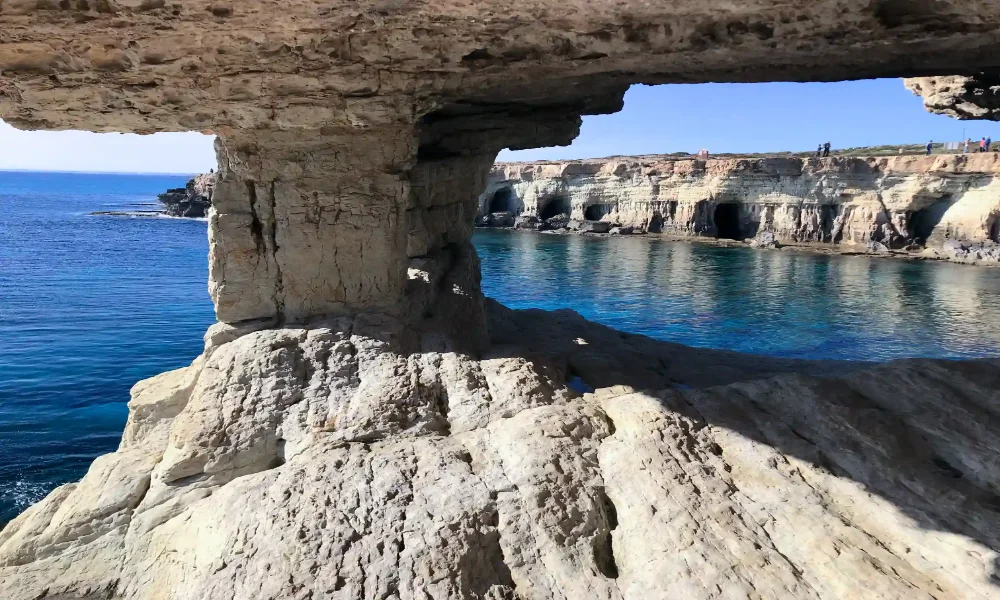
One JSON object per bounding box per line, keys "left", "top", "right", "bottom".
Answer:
{"left": 2, "top": 171, "right": 1000, "bottom": 524}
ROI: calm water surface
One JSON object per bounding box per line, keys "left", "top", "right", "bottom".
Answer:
{"left": 2, "top": 171, "right": 1000, "bottom": 523}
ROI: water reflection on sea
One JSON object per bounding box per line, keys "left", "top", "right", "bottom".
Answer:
{"left": 476, "top": 230, "right": 1000, "bottom": 361}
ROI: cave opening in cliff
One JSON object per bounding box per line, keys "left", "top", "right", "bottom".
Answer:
{"left": 713, "top": 203, "right": 743, "bottom": 240}
{"left": 488, "top": 187, "right": 516, "bottom": 214}
{"left": 908, "top": 196, "right": 955, "bottom": 245}
{"left": 991, "top": 218, "right": 1000, "bottom": 243}
{"left": 584, "top": 203, "right": 612, "bottom": 221}
{"left": 820, "top": 205, "right": 840, "bottom": 242}
{"left": 540, "top": 195, "right": 571, "bottom": 220}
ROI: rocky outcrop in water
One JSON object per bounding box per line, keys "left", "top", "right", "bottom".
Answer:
{"left": 480, "top": 155, "right": 1000, "bottom": 259}
{"left": 4, "top": 1, "right": 1000, "bottom": 598}
{"left": 157, "top": 173, "right": 215, "bottom": 218}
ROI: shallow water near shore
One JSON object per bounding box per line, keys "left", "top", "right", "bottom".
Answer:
{"left": 2, "top": 171, "right": 1000, "bottom": 524}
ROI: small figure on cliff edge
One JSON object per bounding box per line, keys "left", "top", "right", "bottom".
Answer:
{"left": 964, "top": 138, "right": 971, "bottom": 154}
{"left": 980, "top": 137, "right": 987, "bottom": 152}
{"left": 816, "top": 144, "right": 823, "bottom": 158}
{"left": 822, "top": 142, "right": 831, "bottom": 157}
{"left": 987, "top": 137, "right": 992, "bottom": 152}
{"left": 926, "top": 140, "right": 933, "bottom": 156}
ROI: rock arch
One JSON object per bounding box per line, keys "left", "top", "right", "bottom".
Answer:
{"left": 4, "top": 2, "right": 1000, "bottom": 598}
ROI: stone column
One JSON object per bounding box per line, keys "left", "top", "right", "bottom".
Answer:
{"left": 208, "top": 126, "right": 417, "bottom": 325}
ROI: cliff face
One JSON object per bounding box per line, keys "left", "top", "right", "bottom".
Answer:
{"left": 482, "top": 154, "right": 1000, "bottom": 251}
{"left": 158, "top": 173, "right": 215, "bottom": 218}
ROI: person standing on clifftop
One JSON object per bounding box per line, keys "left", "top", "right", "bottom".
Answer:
{"left": 926, "top": 140, "right": 933, "bottom": 155}
{"left": 987, "top": 137, "right": 992, "bottom": 152}
{"left": 965, "top": 138, "right": 971, "bottom": 154}
{"left": 981, "top": 138, "right": 987, "bottom": 152}
{"left": 823, "top": 142, "right": 831, "bottom": 157}
{"left": 817, "top": 144, "right": 823, "bottom": 157}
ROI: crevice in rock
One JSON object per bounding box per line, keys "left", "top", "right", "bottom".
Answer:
{"left": 592, "top": 488, "right": 620, "bottom": 579}
{"left": 246, "top": 181, "right": 264, "bottom": 253}
{"left": 930, "top": 456, "right": 963, "bottom": 479}
{"left": 267, "top": 181, "right": 285, "bottom": 323}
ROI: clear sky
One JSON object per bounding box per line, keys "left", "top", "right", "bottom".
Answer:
{"left": 2, "top": 78, "right": 999, "bottom": 173}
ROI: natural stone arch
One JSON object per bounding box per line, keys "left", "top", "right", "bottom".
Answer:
{"left": 4, "top": 3, "right": 1000, "bottom": 599}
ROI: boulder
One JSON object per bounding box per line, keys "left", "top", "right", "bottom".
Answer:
{"left": 514, "top": 215, "right": 542, "bottom": 230}
{"left": 749, "top": 230, "right": 780, "bottom": 249}
{"left": 542, "top": 214, "right": 570, "bottom": 230}
{"left": 487, "top": 212, "right": 515, "bottom": 228}
{"left": 609, "top": 226, "right": 635, "bottom": 236}
{"left": 866, "top": 240, "right": 891, "bottom": 254}
{"left": 577, "top": 220, "right": 613, "bottom": 234}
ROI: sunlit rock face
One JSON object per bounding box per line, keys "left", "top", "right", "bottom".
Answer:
{"left": 484, "top": 154, "right": 1000, "bottom": 252}
{"left": 907, "top": 75, "right": 1000, "bottom": 121}
{"left": 4, "top": 2, "right": 1000, "bottom": 599}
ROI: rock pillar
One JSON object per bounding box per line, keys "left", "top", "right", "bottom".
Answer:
{"left": 208, "top": 126, "right": 418, "bottom": 325}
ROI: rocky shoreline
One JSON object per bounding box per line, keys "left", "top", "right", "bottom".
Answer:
{"left": 90, "top": 174, "right": 214, "bottom": 219}
{"left": 478, "top": 154, "right": 1000, "bottom": 265}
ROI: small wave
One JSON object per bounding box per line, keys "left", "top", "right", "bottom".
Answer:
{"left": 2, "top": 479, "right": 49, "bottom": 513}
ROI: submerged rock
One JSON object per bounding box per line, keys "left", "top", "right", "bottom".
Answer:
{"left": 158, "top": 174, "right": 215, "bottom": 218}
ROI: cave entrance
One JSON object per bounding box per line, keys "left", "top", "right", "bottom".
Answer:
{"left": 820, "top": 204, "right": 839, "bottom": 242}
{"left": 540, "top": 196, "right": 571, "bottom": 220}
{"left": 991, "top": 217, "right": 1000, "bottom": 243}
{"left": 713, "top": 203, "right": 743, "bottom": 240}
{"left": 908, "top": 196, "right": 954, "bottom": 245}
{"left": 488, "top": 187, "right": 515, "bottom": 214}
{"left": 584, "top": 203, "right": 611, "bottom": 221}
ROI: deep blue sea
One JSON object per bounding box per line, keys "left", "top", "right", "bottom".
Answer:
{"left": 3, "top": 171, "right": 1000, "bottom": 525}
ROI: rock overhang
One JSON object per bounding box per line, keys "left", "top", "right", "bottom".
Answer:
{"left": 1, "top": 0, "right": 1000, "bottom": 135}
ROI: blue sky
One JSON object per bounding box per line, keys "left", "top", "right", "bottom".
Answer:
{"left": 2, "top": 79, "right": 998, "bottom": 173}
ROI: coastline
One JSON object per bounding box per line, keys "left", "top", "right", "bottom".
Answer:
{"left": 478, "top": 226, "right": 1000, "bottom": 267}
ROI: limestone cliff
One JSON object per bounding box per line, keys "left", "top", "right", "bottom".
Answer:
{"left": 481, "top": 154, "right": 1000, "bottom": 256}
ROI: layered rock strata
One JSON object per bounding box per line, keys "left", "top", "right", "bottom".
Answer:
{"left": 4, "top": 1, "right": 1000, "bottom": 598}
{"left": 481, "top": 154, "right": 1000, "bottom": 255}
{"left": 158, "top": 173, "right": 215, "bottom": 218}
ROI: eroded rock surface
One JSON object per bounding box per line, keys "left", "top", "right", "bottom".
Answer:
{"left": 2, "top": 304, "right": 998, "bottom": 599}
{"left": 5, "top": 2, "right": 1000, "bottom": 598}
{"left": 482, "top": 155, "right": 1000, "bottom": 259}
{"left": 158, "top": 173, "right": 215, "bottom": 218}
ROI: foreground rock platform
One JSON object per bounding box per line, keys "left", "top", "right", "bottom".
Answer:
{"left": 2, "top": 303, "right": 998, "bottom": 600}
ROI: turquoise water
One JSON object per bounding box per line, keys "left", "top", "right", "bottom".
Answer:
{"left": 2, "top": 172, "right": 1000, "bottom": 525}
